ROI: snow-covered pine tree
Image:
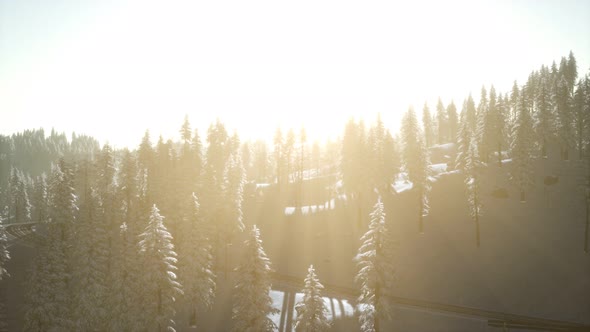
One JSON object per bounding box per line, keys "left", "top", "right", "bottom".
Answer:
{"left": 108, "top": 221, "right": 140, "bottom": 331}
{"left": 32, "top": 174, "right": 48, "bottom": 222}
{"left": 0, "top": 213, "right": 9, "bottom": 280}
{"left": 511, "top": 88, "right": 536, "bottom": 202}
{"left": 23, "top": 240, "right": 52, "bottom": 331}
{"left": 42, "top": 158, "right": 78, "bottom": 331}
{"left": 436, "top": 98, "right": 447, "bottom": 144}
{"left": 480, "top": 86, "right": 497, "bottom": 163}
{"left": 232, "top": 225, "right": 278, "bottom": 332}
{"left": 455, "top": 102, "right": 471, "bottom": 172}
{"left": 464, "top": 133, "right": 483, "bottom": 247}
{"left": 137, "top": 204, "right": 183, "bottom": 332}
{"left": 422, "top": 103, "right": 434, "bottom": 148}
{"left": 71, "top": 188, "right": 109, "bottom": 331}
{"left": 573, "top": 77, "right": 589, "bottom": 159}
{"left": 355, "top": 197, "right": 396, "bottom": 332}
{"left": 8, "top": 167, "right": 31, "bottom": 223}
{"left": 402, "top": 107, "right": 431, "bottom": 233}
{"left": 476, "top": 86, "right": 489, "bottom": 161}
{"left": 535, "top": 69, "right": 555, "bottom": 159}
{"left": 177, "top": 193, "right": 216, "bottom": 328}
{"left": 555, "top": 74, "right": 574, "bottom": 160}
{"left": 294, "top": 265, "right": 330, "bottom": 332}
{"left": 447, "top": 101, "right": 459, "bottom": 143}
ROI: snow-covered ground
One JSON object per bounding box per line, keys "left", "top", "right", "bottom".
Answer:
{"left": 284, "top": 198, "right": 337, "bottom": 216}
{"left": 269, "top": 289, "right": 354, "bottom": 331}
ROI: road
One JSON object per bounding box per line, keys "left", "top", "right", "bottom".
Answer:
{"left": 271, "top": 272, "right": 590, "bottom": 331}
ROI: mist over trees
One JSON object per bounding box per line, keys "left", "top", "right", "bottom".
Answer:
{"left": 0, "top": 52, "right": 588, "bottom": 331}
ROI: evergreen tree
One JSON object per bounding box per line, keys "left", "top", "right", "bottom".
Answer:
{"left": 355, "top": 198, "right": 396, "bottom": 332}
{"left": 177, "top": 194, "right": 216, "bottom": 328}
{"left": 422, "top": 103, "right": 434, "bottom": 147}
{"left": 32, "top": 174, "right": 48, "bottom": 222}
{"left": 479, "top": 86, "right": 495, "bottom": 163}
{"left": 511, "top": 89, "right": 535, "bottom": 202}
{"left": 401, "top": 107, "right": 431, "bottom": 233}
{"left": 232, "top": 225, "right": 278, "bottom": 332}
{"left": 138, "top": 204, "right": 183, "bottom": 332}
{"left": 28, "top": 158, "right": 78, "bottom": 331}
{"left": 253, "top": 140, "right": 270, "bottom": 183}
{"left": 565, "top": 51, "right": 578, "bottom": 91}
{"left": 294, "top": 265, "right": 330, "bottom": 332}
{"left": 284, "top": 129, "right": 296, "bottom": 183}
{"left": 72, "top": 188, "right": 109, "bottom": 331}
{"left": 0, "top": 214, "right": 9, "bottom": 280}
{"left": 464, "top": 134, "right": 482, "bottom": 247}
{"left": 509, "top": 81, "right": 521, "bottom": 136}
{"left": 476, "top": 86, "right": 489, "bottom": 152}
{"left": 456, "top": 101, "right": 471, "bottom": 171}
{"left": 108, "top": 221, "right": 140, "bottom": 331}
{"left": 555, "top": 74, "right": 574, "bottom": 160}
{"left": 535, "top": 74, "right": 555, "bottom": 158}
{"left": 436, "top": 98, "right": 447, "bottom": 144}
{"left": 447, "top": 101, "right": 458, "bottom": 143}
{"left": 573, "top": 77, "right": 589, "bottom": 159}
{"left": 273, "top": 128, "right": 284, "bottom": 188}
{"left": 8, "top": 167, "right": 31, "bottom": 223}
{"left": 23, "top": 240, "right": 52, "bottom": 331}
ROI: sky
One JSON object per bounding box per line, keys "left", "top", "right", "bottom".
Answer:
{"left": 1, "top": 0, "right": 589, "bottom": 148}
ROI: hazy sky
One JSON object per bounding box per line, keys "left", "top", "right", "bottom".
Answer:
{"left": 1, "top": 0, "right": 589, "bottom": 148}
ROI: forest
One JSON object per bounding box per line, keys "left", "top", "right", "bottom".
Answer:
{"left": 0, "top": 51, "right": 589, "bottom": 331}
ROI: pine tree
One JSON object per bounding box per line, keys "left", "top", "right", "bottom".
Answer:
{"left": 294, "top": 265, "right": 330, "bottom": 332}
{"left": 456, "top": 101, "right": 471, "bottom": 171}
{"left": 284, "top": 129, "right": 296, "bottom": 184}
{"left": 535, "top": 74, "right": 555, "bottom": 158}
{"left": 138, "top": 204, "right": 183, "bottom": 332}
{"left": 511, "top": 89, "right": 535, "bottom": 202}
{"left": 479, "top": 86, "right": 496, "bottom": 163}
{"left": 0, "top": 214, "right": 9, "bottom": 280}
{"left": 402, "top": 107, "right": 431, "bottom": 233}
{"left": 232, "top": 225, "right": 278, "bottom": 332}
{"left": 494, "top": 93, "right": 508, "bottom": 166}
{"left": 32, "top": 174, "right": 48, "bottom": 222}
{"left": 447, "top": 101, "right": 458, "bottom": 143}
{"left": 72, "top": 188, "right": 109, "bottom": 330}
{"left": 273, "top": 128, "right": 284, "bottom": 188}
{"left": 464, "top": 134, "right": 482, "bottom": 247}
{"left": 26, "top": 158, "right": 78, "bottom": 331}
{"left": 476, "top": 86, "right": 489, "bottom": 158}
{"left": 573, "top": 78, "right": 589, "bottom": 159}
{"left": 565, "top": 51, "right": 578, "bottom": 91}
{"left": 178, "top": 194, "right": 216, "bottom": 327}
{"left": 436, "top": 98, "right": 447, "bottom": 144}
{"left": 8, "top": 167, "right": 32, "bottom": 223}
{"left": 422, "top": 103, "right": 434, "bottom": 147}
{"left": 355, "top": 198, "right": 396, "bottom": 332}
{"left": 555, "top": 74, "right": 574, "bottom": 160}
{"left": 23, "top": 240, "right": 52, "bottom": 331}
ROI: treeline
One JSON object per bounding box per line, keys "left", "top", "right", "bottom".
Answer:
{"left": 0, "top": 52, "right": 588, "bottom": 331}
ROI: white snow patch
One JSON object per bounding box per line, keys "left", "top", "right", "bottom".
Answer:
{"left": 429, "top": 163, "right": 448, "bottom": 175}
{"left": 269, "top": 290, "right": 284, "bottom": 328}
{"left": 431, "top": 142, "right": 456, "bottom": 151}
{"left": 284, "top": 199, "right": 336, "bottom": 216}
{"left": 393, "top": 173, "right": 413, "bottom": 193}
{"left": 256, "top": 183, "right": 271, "bottom": 189}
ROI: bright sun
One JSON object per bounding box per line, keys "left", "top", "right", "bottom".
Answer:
{"left": 1, "top": 1, "right": 588, "bottom": 147}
